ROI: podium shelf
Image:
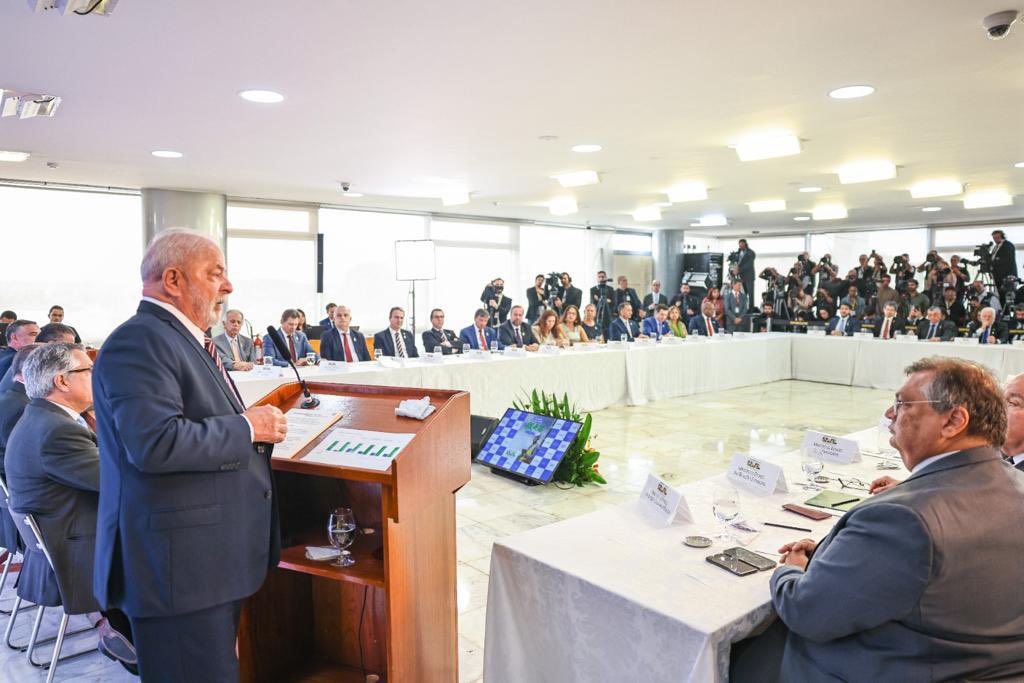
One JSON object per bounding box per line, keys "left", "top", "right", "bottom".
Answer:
{"left": 277, "top": 531, "right": 385, "bottom": 588}
{"left": 279, "top": 660, "right": 383, "bottom": 683}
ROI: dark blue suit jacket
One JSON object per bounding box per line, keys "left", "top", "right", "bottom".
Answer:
{"left": 92, "top": 300, "right": 278, "bottom": 618}
{"left": 608, "top": 317, "right": 640, "bottom": 341}
{"left": 421, "top": 328, "right": 462, "bottom": 355}
{"left": 459, "top": 325, "right": 500, "bottom": 350}
{"left": 642, "top": 317, "right": 669, "bottom": 337}
{"left": 0, "top": 347, "right": 14, "bottom": 379}
{"left": 262, "top": 329, "right": 317, "bottom": 367}
{"left": 826, "top": 315, "right": 861, "bottom": 336}
{"left": 0, "top": 381, "right": 28, "bottom": 551}
{"left": 687, "top": 315, "right": 721, "bottom": 336}
{"left": 319, "top": 327, "right": 370, "bottom": 362}
{"left": 373, "top": 327, "right": 419, "bottom": 358}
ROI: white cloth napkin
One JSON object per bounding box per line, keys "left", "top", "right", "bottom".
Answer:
{"left": 305, "top": 546, "right": 341, "bottom": 561}
{"left": 396, "top": 396, "right": 436, "bottom": 420}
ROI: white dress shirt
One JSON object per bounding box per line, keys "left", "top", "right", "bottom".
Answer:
{"left": 47, "top": 399, "right": 88, "bottom": 428}
{"left": 141, "top": 297, "right": 254, "bottom": 440}
{"left": 1011, "top": 453, "right": 1024, "bottom": 467}
{"left": 910, "top": 450, "right": 957, "bottom": 476}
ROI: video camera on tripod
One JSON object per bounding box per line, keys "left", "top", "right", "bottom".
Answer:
{"left": 961, "top": 242, "right": 994, "bottom": 274}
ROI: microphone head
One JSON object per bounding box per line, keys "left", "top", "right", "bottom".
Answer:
{"left": 266, "top": 325, "right": 291, "bottom": 359}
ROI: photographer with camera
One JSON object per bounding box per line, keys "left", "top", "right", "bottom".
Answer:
{"left": 480, "top": 278, "right": 512, "bottom": 327}
{"left": 788, "top": 285, "right": 814, "bottom": 322}
{"left": 735, "top": 239, "right": 756, "bottom": 308}
{"left": 760, "top": 267, "right": 788, "bottom": 318}
{"left": 811, "top": 254, "right": 837, "bottom": 291}
{"left": 991, "top": 230, "right": 1018, "bottom": 301}
{"left": 526, "top": 274, "right": 549, "bottom": 323}
{"left": 554, "top": 272, "right": 582, "bottom": 314}
{"left": 813, "top": 287, "right": 836, "bottom": 319}
{"left": 917, "top": 250, "right": 940, "bottom": 275}
{"left": 890, "top": 253, "right": 915, "bottom": 289}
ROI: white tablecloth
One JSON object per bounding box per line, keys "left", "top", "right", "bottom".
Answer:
{"left": 483, "top": 428, "right": 903, "bottom": 683}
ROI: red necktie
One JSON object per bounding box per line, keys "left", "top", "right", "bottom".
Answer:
{"left": 204, "top": 337, "right": 245, "bottom": 409}
{"left": 478, "top": 328, "right": 488, "bottom": 350}
{"left": 288, "top": 334, "right": 297, "bottom": 360}
{"left": 882, "top": 318, "right": 891, "bottom": 339}
{"left": 706, "top": 317, "right": 714, "bottom": 337}
{"left": 342, "top": 331, "right": 354, "bottom": 362}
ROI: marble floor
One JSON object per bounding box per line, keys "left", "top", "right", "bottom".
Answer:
{"left": 0, "top": 380, "right": 892, "bottom": 682}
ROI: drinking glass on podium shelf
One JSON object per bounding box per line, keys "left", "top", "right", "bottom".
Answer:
{"left": 712, "top": 487, "right": 741, "bottom": 544}
{"left": 328, "top": 507, "right": 357, "bottom": 567}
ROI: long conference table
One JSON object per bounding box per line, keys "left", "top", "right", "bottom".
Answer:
{"left": 483, "top": 427, "right": 905, "bottom": 683}
{"left": 232, "top": 334, "right": 1024, "bottom": 416}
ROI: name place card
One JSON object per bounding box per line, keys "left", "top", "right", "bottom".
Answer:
{"left": 727, "top": 453, "right": 788, "bottom": 496}
{"left": 802, "top": 430, "right": 861, "bottom": 464}
{"left": 638, "top": 473, "right": 692, "bottom": 525}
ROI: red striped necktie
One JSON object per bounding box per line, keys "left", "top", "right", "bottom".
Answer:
{"left": 204, "top": 337, "right": 245, "bottom": 409}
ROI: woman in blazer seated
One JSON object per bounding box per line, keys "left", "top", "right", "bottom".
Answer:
{"left": 533, "top": 309, "right": 569, "bottom": 348}
{"left": 667, "top": 305, "right": 687, "bottom": 338}
{"left": 967, "top": 307, "right": 1008, "bottom": 344}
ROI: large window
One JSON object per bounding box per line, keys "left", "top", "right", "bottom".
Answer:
{"left": 0, "top": 187, "right": 142, "bottom": 344}
{"left": 319, "top": 209, "right": 427, "bottom": 333}
{"left": 934, "top": 225, "right": 1024, "bottom": 249}
{"left": 226, "top": 237, "right": 317, "bottom": 332}
{"left": 810, "top": 229, "right": 929, "bottom": 272}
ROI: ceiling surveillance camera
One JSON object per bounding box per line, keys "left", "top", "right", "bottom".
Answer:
{"left": 983, "top": 10, "right": 1019, "bottom": 40}
{"left": 340, "top": 182, "right": 351, "bottom": 192}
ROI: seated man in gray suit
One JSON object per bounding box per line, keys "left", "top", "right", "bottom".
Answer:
{"left": 6, "top": 343, "right": 136, "bottom": 673}
{"left": 734, "top": 357, "right": 1024, "bottom": 682}
{"left": 213, "top": 309, "right": 256, "bottom": 371}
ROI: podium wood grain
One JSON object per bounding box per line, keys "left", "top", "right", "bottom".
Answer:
{"left": 237, "top": 381, "right": 470, "bottom": 683}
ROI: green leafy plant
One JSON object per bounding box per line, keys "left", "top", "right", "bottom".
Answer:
{"left": 511, "top": 389, "right": 606, "bottom": 486}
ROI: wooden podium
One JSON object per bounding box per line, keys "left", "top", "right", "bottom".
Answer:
{"left": 238, "top": 381, "right": 470, "bottom": 683}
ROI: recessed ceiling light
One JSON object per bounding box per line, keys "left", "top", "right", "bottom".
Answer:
{"left": 151, "top": 150, "right": 183, "bottom": 159}
{"left": 963, "top": 190, "right": 1013, "bottom": 209}
{"left": 798, "top": 186, "right": 823, "bottom": 193}
{"left": 690, "top": 214, "right": 728, "bottom": 227}
{"left": 921, "top": 207, "right": 942, "bottom": 212}
{"left": 632, "top": 206, "right": 661, "bottom": 222}
{"left": 837, "top": 159, "right": 896, "bottom": 184}
{"left": 0, "top": 150, "right": 30, "bottom": 162}
{"left": 440, "top": 188, "right": 470, "bottom": 206}
{"left": 828, "top": 85, "right": 875, "bottom": 100}
{"left": 549, "top": 196, "right": 578, "bottom": 216}
{"left": 239, "top": 89, "right": 284, "bottom": 103}
{"left": 910, "top": 179, "right": 963, "bottom": 199}
{"left": 1015, "top": 161, "right": 1024, "bottom": 168}
{"left": 665, "top": 181, "right": 708, "bottom": 203}
{"left": 747, "top": 199, "right": 787, "bottom": 213}
{"left": 793, "top": 216, "right": 812, "bottom": 221}
{"left": 571, "top": 144, "right": 602, "bottom": 153}
{"left": 812, "top": 203, "right": 848, "bottom": 220}
{"left": 734, "top": 132, "right": 801, "bottom": 161}
{"left": 552, "top": 170, "right": 600, "bottom": 188}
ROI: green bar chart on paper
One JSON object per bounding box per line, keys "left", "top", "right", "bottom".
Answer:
{"left": 302, "top": 427, "right": 415, "bottom": 472}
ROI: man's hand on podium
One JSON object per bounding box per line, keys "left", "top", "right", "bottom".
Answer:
{"left": 245, "top": 405, "right": 288, "bottom": 443}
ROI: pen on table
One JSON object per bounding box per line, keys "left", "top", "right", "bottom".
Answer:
{"left": 764, "top": 522, "right": 813, "bottom": 533}
{"left": 831, "top": 497, "right": 860, "bottom": 508}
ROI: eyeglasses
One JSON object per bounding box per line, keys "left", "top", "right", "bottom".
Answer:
{"left": 65, "top": 367, "right": 93, "bottom": 376}
{"left": 891, "top": 398, "right": 943, "bottom": 416}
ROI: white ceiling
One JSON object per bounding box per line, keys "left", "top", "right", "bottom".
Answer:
{"left": 0, "top": 0, "right": 1022, "bottom": 234}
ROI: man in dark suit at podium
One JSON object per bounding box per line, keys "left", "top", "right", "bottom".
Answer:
{"left": 374, "top": 307, "right": 419, "bottom": 358}
{"left": 92, "top": 228, "right": 288, "bottom": 682}
{"left": 321, "top": 305, "right": 370, "bottom": 362}
{"left": 421, "top": 308, "right": 462, "bottom": 355}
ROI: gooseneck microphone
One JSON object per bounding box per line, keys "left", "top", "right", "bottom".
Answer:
{"left": 266, "top": 326, "right": 320, "bottom": 409}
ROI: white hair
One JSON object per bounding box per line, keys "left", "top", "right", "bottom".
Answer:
{"left": 140, "top": 228, "right": 220, "bottom": 282}
{"left": 23, "top": 342, "right": 82, "bottom": 400}
{"left": 981, "top": 307, "right": 997, "bottom": 318}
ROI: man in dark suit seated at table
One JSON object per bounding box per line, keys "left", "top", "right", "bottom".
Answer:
{"left": 1008, "top": 306, "right": 1024, "bottom": 344}
{"left": 460, "top": 309, "right": 500, "bottom": 350}
{"left": 373, "top": 306, "right": 419, "bottom": 358}
{"left": 732, "top": 357, "right": 1024, "bottom": 683}
{"left": 608, "top": 302, "right": 642, "bottom": 341}
{"left": 0, "top": 343, "right": 40, "bottom": 563}
{"left": 967, "top": 306, "right": 1009, "bottom": 345}
{"left": 826, "top": 303, "right": 859, "bottom": 336}
{"left": 641, "top": 304, "right": 670, "bottom": 339}
{"left": 92, "top": 228, "right": 288, "bottom": 681}
{"left": 213, "top": 309, "right": 256, "bottom": 371}
{"left": 688, "top": 301, "right": 721, "bottom": 337}
{"left": 871, "top": 302, "right": 906, "bottom": 340}
{"left": 7, "top": 343, "right": 137, "bottom": 672}
{"left": 753, "top": 301, "right": 787, "bottom": 333}
{"left": 47, "top": 305, "right": 81, "bottom": 344}
{"left": 318, "top": 302, "right": 337, "bottom": 328}
{"left": 0, "top": 319, "right": 41, "bottom": 378}
{"left": 263, "top": 308, "right": 318, "bottom": 367}
{"left": 497, "top": 305, "right": 539, "bottom": 351}
{"left": 917, "top": 306, "right": 958, "bottom": 342}
{"left": 321, "top": 305, "right": 371, "bottom": 362}
{"left": 421, "top": 308, "right": 462, "bottom": 355}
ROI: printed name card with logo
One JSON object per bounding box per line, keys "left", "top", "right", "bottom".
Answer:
{"left": 802, "top": 430, "right": 861, "bottom": 464}
{"left": 727, "top": 453, "right": 788, "bottom": 496}
{"left": 637, "top": 473, "right": 692, "bottom": 526}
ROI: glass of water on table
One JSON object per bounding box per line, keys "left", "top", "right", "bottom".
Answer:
{"left": 328, "top": 507, "right": 357, "bottom": 567}
{"left": 801, "top": 448, "right": 825, "bottom": 490}
{"left": 712, "top": 486, "right": 741, "bottom": 544}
